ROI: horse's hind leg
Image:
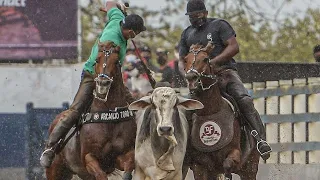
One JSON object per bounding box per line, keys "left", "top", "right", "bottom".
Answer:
{"left": 238, "top": 150, "right": 259, "bottom": 180}
{"left": 116, "top": 149, "right": 135, "bottom": 180}
{"left": 85, "top": 153, "right": 108, "bottom": 180}
{"left": 192, "top": 164, "right": 209, "bottom": 180}
{"left": 46, "top": 155, "right": 73, "bottom": 180}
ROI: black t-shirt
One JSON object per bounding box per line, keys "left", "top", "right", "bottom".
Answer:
{"left": 179, "top": 18, "right": 237, "bottom": 68}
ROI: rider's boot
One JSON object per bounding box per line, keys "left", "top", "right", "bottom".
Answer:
{"left": 40, "top": 71, "right": 94, "bottom": 168}
{"left": 238, "top": 97, "right": 272, "bottom": 160}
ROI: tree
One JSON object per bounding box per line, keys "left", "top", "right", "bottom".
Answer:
{"left": 80, "top": 0, "right": 320, "bottom": 63}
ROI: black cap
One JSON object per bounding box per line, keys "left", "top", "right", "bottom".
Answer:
{"left": 185, "top": 0, "right": 207, "bottom": 15}
{"left": 123, "top": 14, "right": 147, "bottom": 33}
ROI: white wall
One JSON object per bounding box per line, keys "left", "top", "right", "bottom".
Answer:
{"left": 0, "top": 63, "right": 84, "bottom": 113}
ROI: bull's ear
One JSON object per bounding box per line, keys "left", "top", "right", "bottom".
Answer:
{"left": 128, "top": 96, "right": 152, "bottom": 110}
{"left": 177, "top": 96, "right": 204, "bottom": 110}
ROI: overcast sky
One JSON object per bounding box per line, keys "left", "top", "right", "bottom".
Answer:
{"left": 81, "top": 0, "right": 320, "bottom": 28}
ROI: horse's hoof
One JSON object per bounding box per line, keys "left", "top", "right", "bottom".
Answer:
{"left": 40, "top": 149, "right": 55, "bottom": 168}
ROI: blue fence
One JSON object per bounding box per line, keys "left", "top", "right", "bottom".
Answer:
{"left": 0, "top": 102, "right": 68, "bottom": 180}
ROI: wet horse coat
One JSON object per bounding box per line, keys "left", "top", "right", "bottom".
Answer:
{"left": 129, "top": 87, "right": 203, "bottom": 180}
{"left": 46, "top": 41, "right": 136, "bottom": 180}
{"left": 183, "top": 42, "right": 260, "bottom": 180}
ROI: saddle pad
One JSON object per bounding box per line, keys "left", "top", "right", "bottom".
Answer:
{"left": 191, "top": 102, "right": 235, "bottom": 152}
{"left": 81, "top": 107, "right": 134, "bottom": 124}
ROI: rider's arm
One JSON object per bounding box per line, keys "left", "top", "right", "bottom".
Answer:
{"left": 209, "top": 36, "right": 239, "bottom": 66}
{"left": 100, "top": 1, "right": 126, "bottom": 20}
{"left": 178, "top": 29, "right": 189, "bottom": 63}
{"left": 209, "top": 21, "right": 239, "bottom": 66}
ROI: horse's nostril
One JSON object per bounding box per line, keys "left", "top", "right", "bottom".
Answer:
{"left": 160, "top": 126, "right": 172, "bottom": 133}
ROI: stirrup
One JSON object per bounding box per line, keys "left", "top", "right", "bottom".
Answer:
{"left": 251, "top": 130, "right": 272, "bottom": 156}
{"left": 40, "top": 147, "right": 55, "bottom": 168}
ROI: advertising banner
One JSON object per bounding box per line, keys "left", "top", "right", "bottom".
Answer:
{"left": 0, "top": 0, "right": 78, "bottom": 60}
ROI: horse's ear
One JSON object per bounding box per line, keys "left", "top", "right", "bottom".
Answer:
{"left": 204, "top": 42, "right": 215, "bottom": 54}
{"left": 129, "top": 96, "right": 152, "bottom": 110}
{"left": 177, "top": 96, "right": 204, "bottom": 110}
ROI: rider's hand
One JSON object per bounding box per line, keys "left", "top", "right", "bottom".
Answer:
{"left": 209, "top": 58, "right": 221, "bottom": 74}
{"left": 116, "top": 2, "right": 128, "bottom": 15}
{"left": 100, "top": 1, "right": 128, "bottom": 15}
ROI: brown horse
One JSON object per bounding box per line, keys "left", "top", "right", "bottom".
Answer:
{"left": 182, "top": 42, "right": 260, "bottom": 180}
{"left": 46, "top": 41, "right": 136, "bottom": 180}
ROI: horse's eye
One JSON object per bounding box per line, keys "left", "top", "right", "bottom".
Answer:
{"left": 203, "top": 58, "right": 209, "bottom": 62}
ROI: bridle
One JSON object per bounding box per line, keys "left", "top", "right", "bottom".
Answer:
{"left": 95, "top": 45, "right": 115, "bottom": 83}
{"left": 93, "top": 45, "right": 117, "bottom": 102}
{"left": 186, "top": 46, "right": 218, "bottom": 91}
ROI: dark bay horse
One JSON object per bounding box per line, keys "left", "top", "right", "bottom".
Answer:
{"left": 46, "top": 41, "right": 136, "bottom": 180}
{"left": 182, "top": 42, "right": 260, "bottom": 180}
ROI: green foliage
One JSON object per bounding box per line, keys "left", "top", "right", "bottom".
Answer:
{"left": 80, "top": 1, "right": 320, "bottom": 63}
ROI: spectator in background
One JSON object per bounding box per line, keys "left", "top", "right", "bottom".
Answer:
{"left": 156, "top": 48, "right": 174, "bottom": 84}
{"left": 125, "top": 60, "right": 153, "bottom": 97}
{"left": 122, "top": 51, "right": 138, "bottom": 85}
{"left": 169, "top": 44, "right": 188, "bottom": 88}
{"left": 314, "top": 45, "right": 320, "bottom": 63}
{"left": 140, "top": 45, "right": 159, "bottom": 73}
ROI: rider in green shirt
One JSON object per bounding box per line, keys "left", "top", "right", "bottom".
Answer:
{"left": 40, "top": 1, "right": 146, "bottom": 168}
{"left": 84, "top": 6, "right": 130, "bottom": 74}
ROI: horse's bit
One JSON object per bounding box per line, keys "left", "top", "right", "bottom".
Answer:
{"left": 186, "top": 47, "right": 218, "bottom": 91}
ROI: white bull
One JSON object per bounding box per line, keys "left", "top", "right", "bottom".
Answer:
{"left": 129, "top": 87, "right": 203, "bottom": 180}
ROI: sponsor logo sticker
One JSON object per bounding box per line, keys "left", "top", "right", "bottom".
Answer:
{"left": 199, "top": 121, "right": 221, "bottom": 146}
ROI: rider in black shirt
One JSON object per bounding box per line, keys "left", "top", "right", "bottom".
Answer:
{"left": 179, "top": 0, "right": 271, "bottom": 160}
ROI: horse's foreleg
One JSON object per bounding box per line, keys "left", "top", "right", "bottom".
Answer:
{"left": 223, "top": 149, "right": 241, "bottom": 177}
{"left": 192, "top": 163, "right": 209, "bottom": 180}
{"left": 46, "top": 155, "right": 73, "bottom": 180}
{"left": 116, "top": 149, "right": 135, "bottom": 180}
{"left": 85, "top": 153, "right": 108, "bottom": 180}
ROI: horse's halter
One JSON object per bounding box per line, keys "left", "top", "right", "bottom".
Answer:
{"left": 186, "top": 46, "right": 218, "bottom": 91}
{"left": 94, "top": 45, "right": 116, "bottom": 102}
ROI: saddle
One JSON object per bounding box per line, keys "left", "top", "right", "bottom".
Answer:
{"left": 191, "top": 92, "right": 255, "bottom": 157}
{"left": 190, "top": 97, "right": 235, "bottom": 152}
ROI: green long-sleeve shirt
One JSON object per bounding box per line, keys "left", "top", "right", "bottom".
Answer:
{"left": 83, "top": 8, "right": 127, "bottom": 75}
